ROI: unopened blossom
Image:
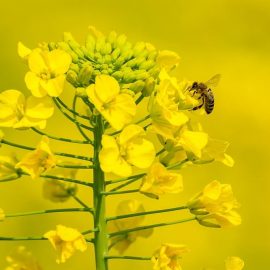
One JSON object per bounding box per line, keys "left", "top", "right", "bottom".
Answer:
{"left": 152, "top": 243, "right": 189, "bottom": 270}
{"left": 0, "top": 90, "right": 54, "bottom": 129}
{"left": 108, "top": 200, "right": 153, "bottom": 253}
{"left": 99, "top": 124, "right": 155, "bottom": 177}
{"left": 44, "top": 225, "right": 87, "bottom": 263}
{"left": 5, "top": 246, "right": 42, "bottom": 270}
{"left": 225, "top": 257, "right": 244, "bottom": 270}
{"left": 0, "top": 154, "right": 18, "bottom": 179}
{"left": 0, "top": 208, "right": 5, "bottom": 221}
{"left": 25, "top": 49, "right": 71, "bottom": 97}
{"left": 42, "top": 162, "right": 78, "bottom": 202}
{"left": 86, "top": 74, "right": 136, "bottom": 130}
{"left": 188, "top": 180, "right": 241, "bottom": 228}
{"left": 140, "top": 162, "right": 183, "bottom": 199}
{"left": 15, "top": 136, "right": 56, "bottom": 178}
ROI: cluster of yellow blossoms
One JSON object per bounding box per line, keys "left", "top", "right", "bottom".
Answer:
{"left": 0, "top": 27, "right": 243, "bottom": 270}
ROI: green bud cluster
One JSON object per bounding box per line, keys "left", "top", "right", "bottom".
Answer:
{"left": 49, "top": 31, "right": 160, "bottom": 95}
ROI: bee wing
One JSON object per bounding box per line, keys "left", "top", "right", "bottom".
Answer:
{"left": 205, "top": 74, "right": 221, "bottom": 88}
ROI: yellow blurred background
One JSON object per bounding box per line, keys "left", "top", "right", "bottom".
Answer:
{"left": 0, "top": 0, "right": 269, "bottom": 269}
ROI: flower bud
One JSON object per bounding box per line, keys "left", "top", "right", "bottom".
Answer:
{"left": 75, "top": 87, "right": 88, "bottom": 97}
{"left": 133, "top": 42, "right": 145, "bottom": 56}
{"left": 129, "top": 80, "right": 145, "bottom": 93}
{"left": 142, "top": 77, "right": 155, "bottom": 96}
{"left": 66, "top": 70, "right": 78, "bottom": 86}
{"left": 78, "top": 64, "right": 94, "bottom": 86}
{"left": 85, "top": 34, "right": 96, "bottom": 53}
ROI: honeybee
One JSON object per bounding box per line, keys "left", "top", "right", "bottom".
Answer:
{"left": 188, "top": 74, "right": 221, "bottom": 114}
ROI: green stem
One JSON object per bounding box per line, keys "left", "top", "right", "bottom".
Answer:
{"left": 37, "top": 173, "right": 93, "bottom": 187}
{"left": 135, "top": 94, "right": 144, "bottom": 104}
{"left": 108, "top": 176, "right": 144, "bottom": 192}
{"left": 167, "top": 159, "right": 189, "bottom": 170}
{"left": 0, "top": 236, "right": 47, "bottom": 241}
{"left": 105, "top": 256, "right": 151, "bottom": 261}
{"left": 56, "top": 97, "right": 90, "bottom": 120}
{"left": 106, "top": 205, "right": 188, "bottom": 221}
{"left": 106, "top": 173, "right": 145, "bottom": 185}
{"left": 0, "top": 174, "right": 20, "bottom": 183}
{"left": 31, "top": 127, "right": 93, "bottom": 145}
{"left": 71, "top": 194, "right": 90, "bottom": 208}
{"left": 56, "top": 164, "right": 94, "bottom": 169}
{"left": 109, "top": 217, "right": 196, "bottom": 237}
{"left": 135, "top": 114, "right": 150, "bottom": 125}
{"left": 1, "top": 139, "right": 92, "bottom": 162}
{"left": 72, "top": 96, "right": 94, "bottom": 142}
{"left": 101, "top": 189, "right": 139, "bottom": 196}
{"left": 53, "top": 98, "right": 93, "bottom": 131}
{"left": 93, "top": 115, "right": 108, "bottom": 270}
{"left": 5, "top": 208, "right": 93, "bottom": 218}
{"left": 156, "top": 148, "right": 165, "bottom": 156}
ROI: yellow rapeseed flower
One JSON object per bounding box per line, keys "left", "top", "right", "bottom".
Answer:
{"left": 0, "top": 208, "right": 5, "bottom": 221}
{"left": 149, "top": 70, "right": 189, "bottom": 139}
{"left": 99, "top": 124, "right": 155, "bottom": 177}
{"left": 225, "top": 257, "right": 244, "bottom": 270}
{"left": 0, "top": 90, "right": 54, "bottom": 129}
{"left": 25, "top": 49, "right": 71, "bottom": 97}
{"left": 140, "top": 162, "right": 183, "bottom": 199}
{"left": 188, "top": 180, "right": 241, "bottom": 228}
{"left": 5, "top": 246, "right": 42, "bottom": 270}
{"left": 86, "top": 74, "right": 136, "bottom": 130}
{"left": 44, "top": 225, "right": 87, "bottom": 264}
{"left": 42, "top": 162, "right": 78, "bottom": 202}
{"left": 15, "top": 136, "right": 56, "bottom": 179}
{"left": 108, "top": 199, "right": 153, "bottom": 254}
{"left": 152, "top": 243, "right": 189, "bottom": 270}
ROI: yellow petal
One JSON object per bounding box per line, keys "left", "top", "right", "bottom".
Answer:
{"left": 157, "top": 50, "right": 181, "bottom": 70}
{"left": 17, "top": 42, "right": 32, "bottom": 60}
{"left": 126, "top": 138, "right": 155, "bottom": 169}
{"left": 39, "top": 75, "right": 66, "bottom": 97}
{"left": 119, "top": 125, "right": 145, "bottom": 146}
{"left": 25, "top": 96, "right": 54, "bottom": 119}
{"left": 25, "top": 72, "right": 47, "bottom": 97}
{"left": 47, "top": 49, "right": 72, "bottom": 75}
{"left": 28, "top": 50, "right": 47, "bottom": 74}
{"left": 178, "top": 130, "right": 208, "bottom": 158}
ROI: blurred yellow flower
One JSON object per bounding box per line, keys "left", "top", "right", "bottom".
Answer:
{"left": 108, "top": 199, "right": 153, "bottom": 254}
{"left": 202, "top": 138, "right": 234, "bottom": 167}
{"left": 188, "top": 180, "right": 241, "bottom": 228}
{"left": 0, "top": 90, "right": 54, "bottom": 129}
{"left": 15, "top": 136, "right": 56, "bottom": 179}
{"left": 0, "top": 208, "right": 5, "bottom": 221}
{"left": 0, "top": 154, "right": 18, "bottom": 179}
{"left": 5, "top": 246, "right": 42, "bottom": 270}
{"left": 225, "top": 257, "right": 244, "bottom": 270}
{"left": 140, "top": 162, "right": 183, "bottom": 199}
{"left": 42, "top": 163, "right": 78, "bottom": 202}
{"left": 86, "top": 74, "right": 136, "bottom": 130}
{"left": 99, "top": 124, "right": 155, "bottom": 177}
{"left": 156, "top": 50, "right": 181, "bottom": 71}
{"left": 149, "top": 70, "right": 189, "bottom": 139}
{"left": 151, "top": 243, "right": 189, "bottom": 270}
{"left": 25, "top": 49, "right": 71, "bottom": 97}
{"left": 44, "top": 225, "right": 87, "bottom": 264}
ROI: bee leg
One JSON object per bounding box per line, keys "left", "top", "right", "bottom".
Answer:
{"left": 192, "top": 103, "right": 204, "bottom": 110}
